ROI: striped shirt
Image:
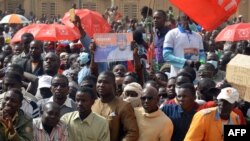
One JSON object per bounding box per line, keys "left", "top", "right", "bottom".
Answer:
{"left": 33, "top": 117, "right": 69, "bottom": 141}
{"left": 0, "top": 88, "right": 39, "bottom": 118}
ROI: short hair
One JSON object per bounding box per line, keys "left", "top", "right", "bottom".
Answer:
{"left": 177, "top": 13, "right": 190, "bottom": 22}
{"left": 200, "top": 63, "right": 216, "bottom": 72}
{"left": 155, "top": 71, "right": 168, "bottom": 81}
{"left": 6, "top": 88, "right": 23, "bottom": 103}
{"left": 154, "top": 10, "right": 167, "bottom": 19}
{"left": 99, "top": 71, "right": 116, "bottom": 84}
{"left": 77, "top": 87, "right": 96, "bottom": 100}
{"left": 4, "top": 72, "right": 22, "bottom": 83}
{"left": 52, "top": 74, "right": 69, "bottom": 85}
{"left": 6, "top": 64, "right": 24, "bottom": 76}
{"left": 176, "top": 72, "right": 193, "bottom": 83}
{"left": 21, "top": 33, "right": 34, "bottom": 40}
{"left": 141, "top": 6, "right": 153, "bottom": 16}
{"left": 179, "top": 66, "right": 196, "bottom": 82}
{"left": 112, "top": 64, "right": 127, "bottom": 72}
{"left": 124, "top": 72, "right": 139, "bottom": 82}
{"left": 44, "top": 52, "right": 60, "bottom": 62}
{"left": 144, "top": 80, "right": 158, "bottom": 89}
{"left": 81, "top": 75, "right": 97, "bottom": 84}
{"left": 43, "top": 102, "right": 60, "bottom": 111}
{"left": 178, "top": 83, "right": 196, "bottom": 96}
{"left": 133, "top": 30, "right": 143, "bottom": 44}
{"left": 197, "top": 78, "right": 216, "bottom": 89}
{"left": 30, "top": 40, "right": 44, "bottom": 50}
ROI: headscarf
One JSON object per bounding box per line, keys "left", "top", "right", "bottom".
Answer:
{"left": 122, "top": 82, "right": 143, "bottom": 108}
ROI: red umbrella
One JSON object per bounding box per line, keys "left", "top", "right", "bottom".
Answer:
{"left": 62, "top": 9, "right": 111, "bottom": 37}
{"left": 11, "top": 23, "right": 80, "bottom": 43}
{"left": 11, "top": 24, "right": 46, "bottom": 43}
{"left": 35, "top": 23, "right": 81, "bottom": 41}
{"left": 215, "top": 23, "right": 250, "bottom": 42}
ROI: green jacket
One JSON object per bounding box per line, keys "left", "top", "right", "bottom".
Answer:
{"left": 0, "top": 110, "right": 33, "bottom": 141}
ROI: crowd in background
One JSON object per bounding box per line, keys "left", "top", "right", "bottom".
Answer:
{"left": 0, "top": 3, "right": 249, "bottom": 141}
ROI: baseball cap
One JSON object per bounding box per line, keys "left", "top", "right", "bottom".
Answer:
{"left": 38, "top": 75, "right": 52, "bottom": 89}
{"left": 217, "top": 87, "right": 239, "bottom": 104}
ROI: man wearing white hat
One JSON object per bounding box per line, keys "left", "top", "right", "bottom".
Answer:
{"left": 184, "top": 87, "right": 241, "bottom": 141}
{"left": 37, "top": 75, "right": 53, "bottom": 99}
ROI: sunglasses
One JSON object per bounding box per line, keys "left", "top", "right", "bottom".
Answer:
{"left": 140, "top": 96, "right": 154, "bottom": 101}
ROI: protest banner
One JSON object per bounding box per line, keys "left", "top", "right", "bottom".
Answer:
{"left": 170, "top": 0, "right": 240, "bottom": 31}
{"left": 226, "top": 54, "right": 250, "bottom": 102}
{"left": 94, "top": 33, "right": 133, "bottom": 62}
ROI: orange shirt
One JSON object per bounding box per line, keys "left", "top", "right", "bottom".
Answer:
{"left": 198, "top": 101, "right": 246, "bottom": 125}
{"left": 184, "top": 107, "right": 240, "bottom": 141}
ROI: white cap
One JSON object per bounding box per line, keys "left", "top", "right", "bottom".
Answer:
{"left": 217, "top": 87, "right": 239, "bottom": 104}
{"left": 38, "top": 75, "right": 52, "bottom": 89}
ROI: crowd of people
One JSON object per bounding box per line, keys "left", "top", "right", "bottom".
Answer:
{"left": 0, "top": 4, "right": 249, "bottom": 141}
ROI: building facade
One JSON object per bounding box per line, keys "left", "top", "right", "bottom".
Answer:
{"left": 0, "top": 0, "right": 249, "bottom": 22}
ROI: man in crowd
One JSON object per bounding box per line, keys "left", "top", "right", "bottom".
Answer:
{"left": 37, "top": 74, "right": 76, "bottom": 117}
{"left": 206, "top": 52, "right": 225, "bottom": 83}
{"left": 33, "top": 102, "right": 68, "bottom": 141}
{"left": 184, "top": 87, "right": 241, "bottom": 141}
{"left": 165, "top": 77, "right": 176, "bottom": 103}
{"left": 79, "top": 75, "right": 98, "bottom": 99}
{"left": 135, "top": 86, "right": 173, "bottom": 141}
{"left": 42, "top": 52, "right": 60, "bottom": 77}
{"left": 92, "top": 71, "right": 139, "bottom": 141}
{"left": 36, "top": 52, "right": 60, "bottom": 100}
{"left": 0, "top": 89, "right": 33, "bottom": 141}
{"left": 195, "top": 78, "right": 217, "bottom": 105}
{"left": 152, "top": 10, "right": 169, "bottom": 70}
{"left": 165, "top": 72, "right": 193, "bottom": 105}
{"left": 161, "top": 83, "right": 198, "bottom": 141}
{"left": 122, "top": 82, "right": 143, "bottom": 108}
{"left": 0, "top": 72, "right": 39, "bottom": 118}
{"left": 197, "top": 63, "right": 216, "bottom": 81}
{"left": 62, "top": 87, "right": 110, "bottom": 141}
{"left": 20, "top": 33, "right": 34, "bottom": 60}
{"left": 112, "top": 64, "right": 127, "bottom": 96}
{"left": 19, "top": 40, "right": 44, "bottom": 76}
{"left": 163, "top": 14, "right": 205, "bottom": 77}
{"left": 37, "top": 75, "right": 53, "bottom": 99}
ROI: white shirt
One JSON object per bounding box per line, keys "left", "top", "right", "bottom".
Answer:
{"left": 163, "top": 28, "right": 204, "bottom": 77}
{"left": 37, "top": 96, "right": 76, "bottom": 117}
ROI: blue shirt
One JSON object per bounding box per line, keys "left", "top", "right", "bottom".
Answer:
{"left": 161, "top": 104, "right": 197, "bottom": 141}
{"left": 153, "top": 27, "right": 169, "bottom": 64}
{"left": 78, "top": 66, "right": 91, "bottom": 84}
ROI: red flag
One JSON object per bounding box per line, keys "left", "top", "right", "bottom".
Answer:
{"left": 170, "top": 0, "right": 241, "bottom": 31}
